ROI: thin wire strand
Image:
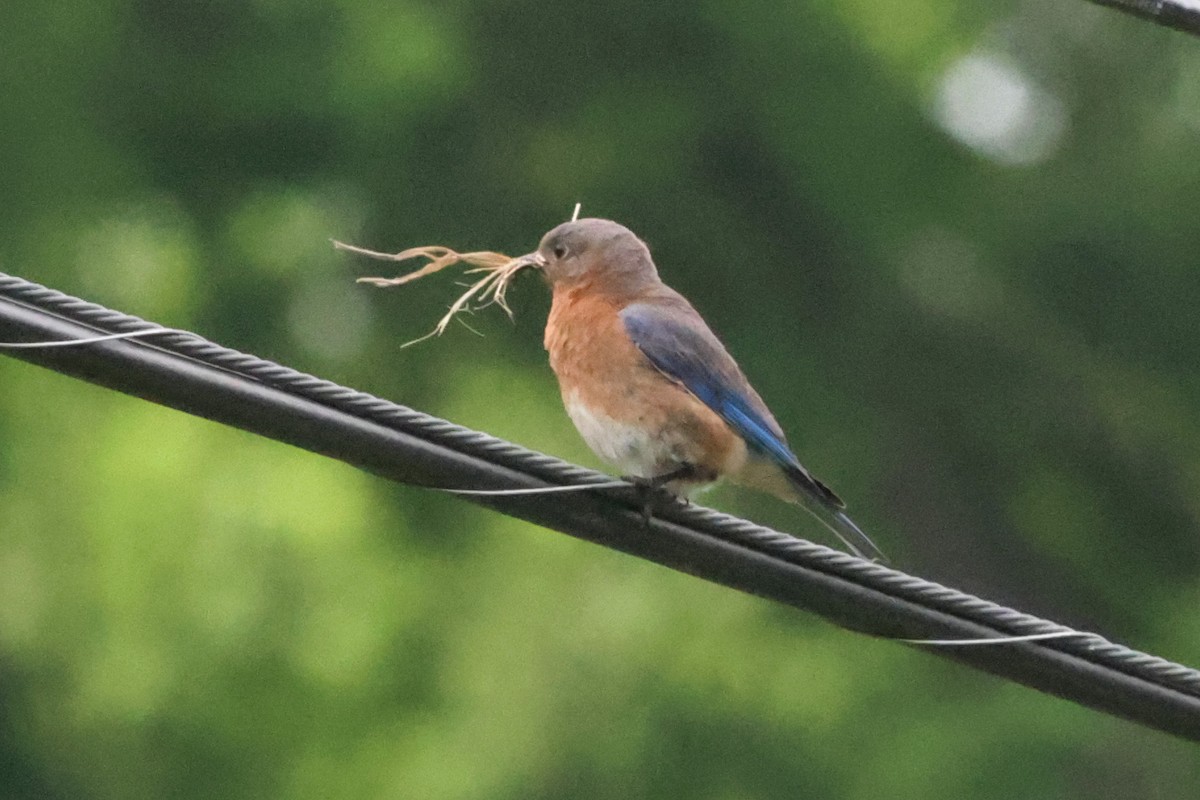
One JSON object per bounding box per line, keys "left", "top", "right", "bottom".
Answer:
{"left": 440, "top": 480, "right": 630, "bottom": 496}
{"left": 904, "top": 631, "right": 1096, "bottom": 647}
{"left": 0, "top": 329, "right": 188, "bottom": 348}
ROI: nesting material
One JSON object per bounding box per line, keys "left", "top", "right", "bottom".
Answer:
{"left": 334, "top": 240, "right": 534, "bottom": 346}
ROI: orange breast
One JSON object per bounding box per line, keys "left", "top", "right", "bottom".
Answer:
{"left": 543, "top": 284, "right": 746, "bottom": 481}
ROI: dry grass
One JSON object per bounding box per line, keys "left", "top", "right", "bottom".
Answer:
{"left": 334, "top": 240, "right": 536, "bottom": 347}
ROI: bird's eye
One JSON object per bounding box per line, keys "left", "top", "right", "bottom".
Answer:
{"left": 553, "top": 244, "right": 569, "bottom": 260}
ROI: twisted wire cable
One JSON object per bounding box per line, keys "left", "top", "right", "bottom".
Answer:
{"left": 1088, "top": 0, "right": 1200, "bottom": 36}
{"left": 2, "top": 270, "right": 1199, "bottom": 740}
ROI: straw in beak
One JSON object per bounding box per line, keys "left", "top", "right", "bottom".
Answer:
{"left": 337, "top": 240, "right": 546, "bottom": 347}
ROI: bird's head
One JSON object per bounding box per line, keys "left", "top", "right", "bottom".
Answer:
{"left": 518, "top": 218, "right": 660, "bottom": 294}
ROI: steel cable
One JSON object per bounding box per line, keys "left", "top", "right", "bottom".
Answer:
{"left": 2, "top": 271, "right": 1199, "bottom": 741}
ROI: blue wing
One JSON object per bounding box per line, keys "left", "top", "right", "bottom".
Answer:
{"left": 622, "top": 297, "right": 886, "bottom": 558}
{"left": 619, "top": 298, "right": 842, "bottom": 505}
{"left": 620, "top": 300, "right": 790, "bottom": 460}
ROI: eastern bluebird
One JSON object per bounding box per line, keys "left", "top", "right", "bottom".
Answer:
{"left": 518, "top": 218, "right": 883, "bottom": 560}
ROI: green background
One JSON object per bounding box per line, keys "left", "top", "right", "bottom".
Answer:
{"left": 2, "top": 1, "right": 1199, "bottom": 797}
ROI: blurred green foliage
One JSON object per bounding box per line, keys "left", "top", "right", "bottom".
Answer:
{"left": 1, "top": 0, "right": 1199, "bottom": 797}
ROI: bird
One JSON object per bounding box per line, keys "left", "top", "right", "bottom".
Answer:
{"left": 516, "top": 217, "right": 884, "bottom": 561}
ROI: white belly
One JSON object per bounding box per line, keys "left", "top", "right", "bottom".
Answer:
{"left": 564, "top": 398, "right": 674, "bottom": 479}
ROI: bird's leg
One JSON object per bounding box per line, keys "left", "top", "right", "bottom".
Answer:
{"left": 623, "top": 463, "right": 702, "bottom": 525}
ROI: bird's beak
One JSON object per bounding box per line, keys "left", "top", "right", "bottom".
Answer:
{"left": 512, "top": 251, "right": 546, "bottom": 270}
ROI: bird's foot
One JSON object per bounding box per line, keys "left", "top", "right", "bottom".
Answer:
{"left": 622, "top": 464, "right": 700, "bottom": 526}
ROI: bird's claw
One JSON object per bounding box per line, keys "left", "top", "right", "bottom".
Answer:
{"left": 621, "top": 465, "right": 696, "bottom": 527}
